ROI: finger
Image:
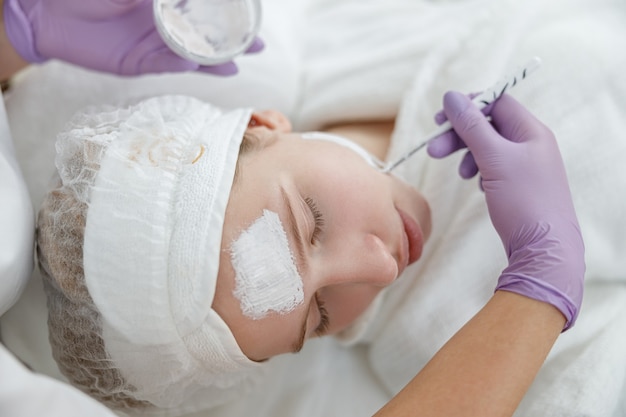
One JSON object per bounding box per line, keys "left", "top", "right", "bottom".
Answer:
{"left": 442, "top": 91, "right": 501, "bottom": 153}
{"left": 434, "top": 110, "right": 447, "bottom": 125}
{"left": 489, "top": 94, "right": 549, "bottom": 143}
{"left": 427, "top": 131, "right": 466, "bottom": 158}
{"left": 105, "top": 0, "right": 146, "bottom": 7}
{"left": 136, "top": 50, "right": 198, "bottom": 75}
{"left": 434, "top": 92, "right": 486, "bottom": 126}
{"left": 244, "top": 37, "right": 265, "bottom": 54}
{"left": 459, "top": 151, "right": 479, "bottom": 179}
{"left": 66, "top": 0, "right": 148, "bottom": 18}
{"left": 197, "top": 62, "right": 239, "bottom": 76}
{"left": 139, "top": 52, "right": 239, "bottom": 76}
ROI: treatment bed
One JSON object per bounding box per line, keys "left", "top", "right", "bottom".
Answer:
{"left": 2, "top": 0, "right": 625, "bottom": 415}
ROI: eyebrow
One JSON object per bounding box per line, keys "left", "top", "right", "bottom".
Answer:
{"left": 279, "top": 186, "right": 311, "bottom": 354}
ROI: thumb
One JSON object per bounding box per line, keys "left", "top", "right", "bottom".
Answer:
{"left": 443, "top": 91, "right": 501, "bottom": 155}
{"left": 489, "top": 94, "right": 549, "bottom": 144}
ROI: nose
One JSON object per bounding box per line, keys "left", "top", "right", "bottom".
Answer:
{"left": 318, "top": 233, "right": 398, "bottom": 287}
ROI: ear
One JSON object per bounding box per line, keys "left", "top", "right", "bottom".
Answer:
{"left": 248, "top": 110, "right": 292, "bottom": 133}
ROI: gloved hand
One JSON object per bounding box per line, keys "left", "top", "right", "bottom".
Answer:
{"left": 3, "top": 0, "right": 264, "bottom": 76}
{"left": 428, "top": 91, "right": 585, "bottom": 330}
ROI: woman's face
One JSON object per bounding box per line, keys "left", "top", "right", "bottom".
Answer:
{"left": 213, "top": 111, "right": 431, "bottom": 361}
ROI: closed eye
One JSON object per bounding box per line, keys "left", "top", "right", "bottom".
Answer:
{"left": 314, "top": 293, "right": 330, "bottom": 336}
{"left": 304, "top": 197, "right": 324, "bottom": 244}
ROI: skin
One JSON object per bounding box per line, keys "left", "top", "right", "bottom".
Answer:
{"left": 2, "top": 5, "right": 568, "bottom": 411}
{"left": 212, "top": 111, "right": 566, "bottom": 417}
{"left": 213, "top": 111, "right": 432, "bottom": 361}
{"left": 375, "top": 291, "right": 564, "bottom": 417}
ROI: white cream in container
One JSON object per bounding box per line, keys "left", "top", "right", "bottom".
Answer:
{"left": 154, "top": 0, "right": 261, "bottom": 65}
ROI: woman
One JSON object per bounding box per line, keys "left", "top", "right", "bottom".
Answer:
{"left": 2, "top": 0, "right": 616, "bottom": 408}
{"left": 35, "top": 91, "right": 582, "bottom": 416}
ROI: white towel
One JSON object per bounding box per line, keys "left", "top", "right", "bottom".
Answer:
{"left": 2, "top": 0, "right": 625, "bottom": 416}
{"left": 329, "top": 1, "right": 626, "bottom": 415}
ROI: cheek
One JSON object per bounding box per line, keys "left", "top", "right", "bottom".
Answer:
{"left": 321, "top": 285, "right": 383, "bottom": 334}
{"left": 321, "top": 169, "right": 386, "bottom": 220}
{"left": 214, "top": 210, "right": 310, "bottom": 360}
{"left": 312, "top": 146, "right": 379, "bottom": 193}
{"left": 213, "top": 269, "right": 312, "bottom": 361}
{"left": 230, "top": 210, "right": 304, "bottom": 320}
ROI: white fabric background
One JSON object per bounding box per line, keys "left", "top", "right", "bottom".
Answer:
{"left": 0, "top": 93, "right": 32, "bottom": 317}
{"left": 2, "top": 0, "right": 625, "bottom": 416}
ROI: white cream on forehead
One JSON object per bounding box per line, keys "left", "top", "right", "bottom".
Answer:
{"left": 230, "top": 209, "right": 304, "bottom": 320}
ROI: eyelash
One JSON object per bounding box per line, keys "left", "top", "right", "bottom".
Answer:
{"left": 304, "top": 197, "right": 324, "bottom": 244}
{"left": 314, "top": 293, "right": 330, "bottom": 336}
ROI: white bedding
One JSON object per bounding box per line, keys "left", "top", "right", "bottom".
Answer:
{"left": 0, "top": 94, "right": 33, "bottom": 317}
{"left": 2, "top": 0, "right": 625, "bottom": 416}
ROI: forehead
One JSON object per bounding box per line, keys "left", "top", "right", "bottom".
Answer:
{"left": 230, "top": 130, "right": 382, "bottom": 210}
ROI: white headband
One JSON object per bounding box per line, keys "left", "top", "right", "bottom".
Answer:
{"left": 72, "top": 96, "right": 264, "bottom": 411}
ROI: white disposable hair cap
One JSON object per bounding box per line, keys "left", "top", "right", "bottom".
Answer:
{"left": 53, "top": 95, "right": 264, "bottom": 413}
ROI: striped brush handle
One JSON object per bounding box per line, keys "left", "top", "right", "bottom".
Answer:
{"left": 383, "top": 56, "right": 542, "bottom": 173}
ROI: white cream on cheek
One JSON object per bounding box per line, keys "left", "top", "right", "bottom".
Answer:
{"left": 230, "top": 210, "right": 304, "bottom": 320}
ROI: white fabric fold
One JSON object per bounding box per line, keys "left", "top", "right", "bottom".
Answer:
{"left": 2, "top": 0, "right": 625, "bottom": 416}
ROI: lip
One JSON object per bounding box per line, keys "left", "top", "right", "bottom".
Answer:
{"left": 397, "top": 208, "right": 424, "bottom": 271}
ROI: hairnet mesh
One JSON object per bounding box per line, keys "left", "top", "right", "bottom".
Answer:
{"left": 38, "top": 181, "right": 150, "bottom": 409}
{"left": 36, "top": 96, "right": 265, "bottom": 415}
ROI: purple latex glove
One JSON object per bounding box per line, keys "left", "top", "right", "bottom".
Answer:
{"left": 3, "top": 0, "right": 264, "bottom": 76}
{"left": 428, "top": 91, "right": 585, "bottom": 330}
